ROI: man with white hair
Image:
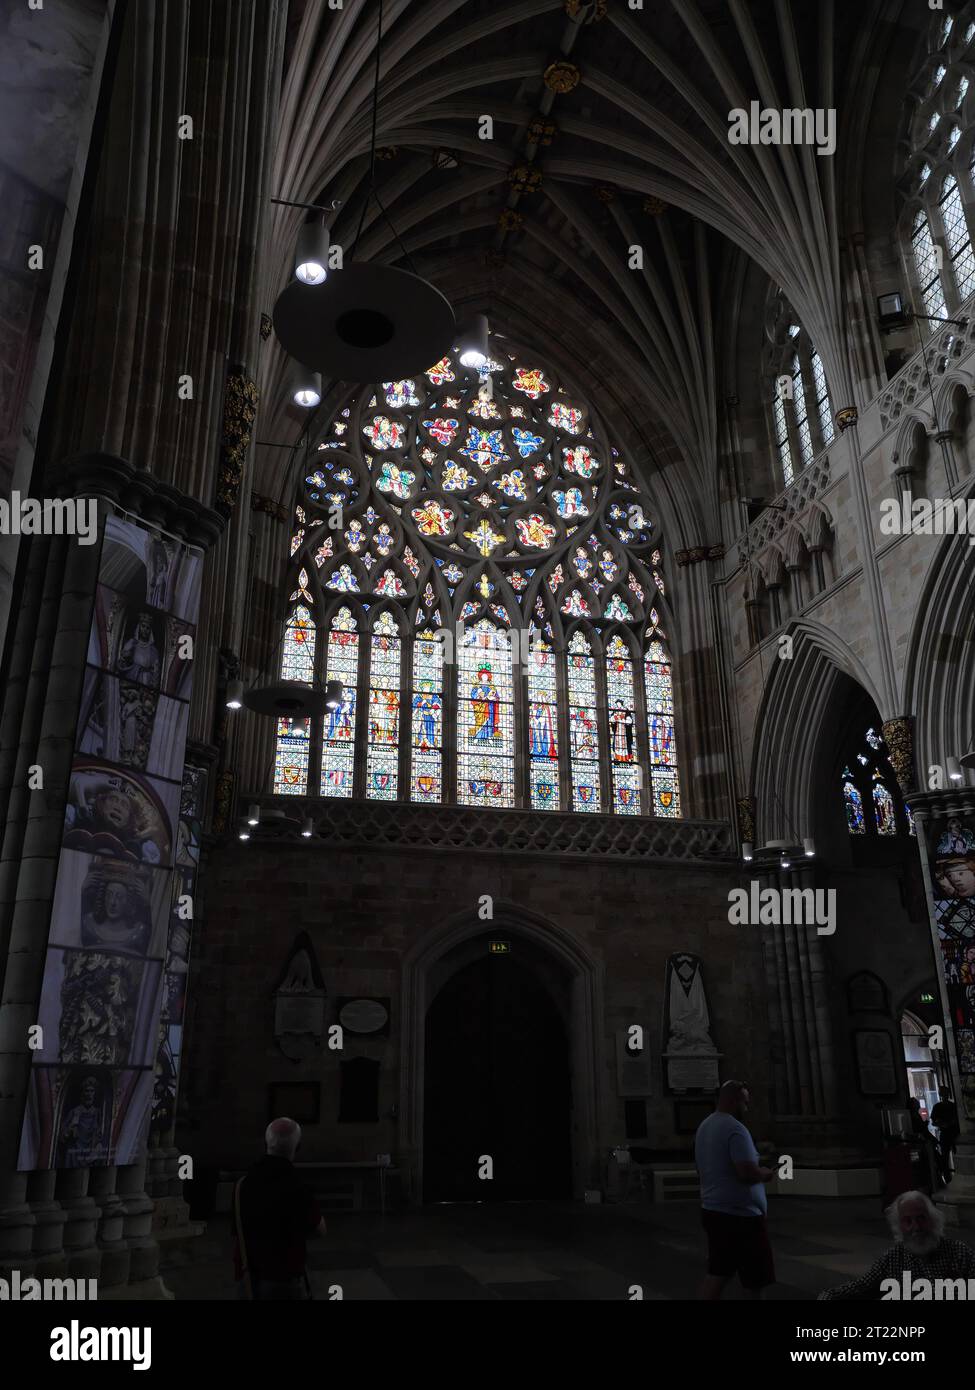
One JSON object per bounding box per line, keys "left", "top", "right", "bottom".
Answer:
{"left": 819, "top": 1191, "right": 975, "bottom": 1299}
{"left": 233, "top": 1117, "right": 327, "bottom": 1299}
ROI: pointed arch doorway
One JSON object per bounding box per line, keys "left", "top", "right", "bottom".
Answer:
{"left": 399, "top": 907, "right": 604, "bottom": 1204}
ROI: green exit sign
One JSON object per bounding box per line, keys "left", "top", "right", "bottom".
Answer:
{"left": 921, "top": 993, "right": 935, "bottom": 1004}
{"left": 489, "top": 940, "right": 510, "bottom": 954}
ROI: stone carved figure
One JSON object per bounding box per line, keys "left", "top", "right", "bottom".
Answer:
{"left": 665, "top": 953, "right": 718, "bottom": 1054}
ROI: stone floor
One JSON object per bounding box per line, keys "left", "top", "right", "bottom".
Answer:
{"left": 159, "top": 1195, "right": 905, "bottom": 1300}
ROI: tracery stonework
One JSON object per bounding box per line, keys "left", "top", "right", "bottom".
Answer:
{"left": 274, "top": 339, "right": 683, "bottom": 819}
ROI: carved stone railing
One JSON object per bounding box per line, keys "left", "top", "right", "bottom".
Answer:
{"left": 877, "top": 314, "right": 975, "bottom": 433}
{"left": 247, "top": 795, "right": 732, "bottom": 864}
{"left": 735, "top": 454, "right": 832, "bottom": 565}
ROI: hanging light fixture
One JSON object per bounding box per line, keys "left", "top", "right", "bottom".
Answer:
{"left": 272, "top": 0, "right": 455, "bottom": 381}
{"left": 294, "top": 216, "right": 330, "bottom": 285}
{"left": 293, "top": 368, "right": 322, "bottom": 409}
{"left": 742, "top": 842, "right": 754, "bottom": 862}
{"left": 803, "top": 837, "right": 816, "bottom": 858}
{"left": 238, "top": 827, "right": 251, "bottom": 841}
{"left": 325, "top": 680, "right": 344, "bottom": 710}
{"left": 247, "top": 804, "right": 261, "bottom": 827}
{"left": 947, "top": 756, "right": 964, "bottom": 781}
{"left": 226, "top": 678, "right": 244, "bottom": 710}
{"left": 301, "top": 817, "right": 314, "bottom": 838}
{"left": 458, "top": 313, "right": 490, "bottom": 368}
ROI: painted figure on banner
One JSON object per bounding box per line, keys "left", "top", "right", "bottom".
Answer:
{"left": 937, "top": 818, "right": 975, "bottom": 856}
{"left": 118, "top": 611, "right": 162, "bottom": 688}
{"left": 80, "top": 859, "right": 154, "bottom": 957}
{"left": 56, "top": 1073, "right": 112, "bottom": 1167}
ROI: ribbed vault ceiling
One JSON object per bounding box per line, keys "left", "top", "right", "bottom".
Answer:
{"left": 259, "top": 0, "right": 915, "bottom": 537}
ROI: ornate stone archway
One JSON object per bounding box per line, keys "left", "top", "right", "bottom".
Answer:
{"left": 398, "top": 902, "right": 606, "bottom": 1204}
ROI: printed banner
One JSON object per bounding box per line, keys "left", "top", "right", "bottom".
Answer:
{"left": 18, "top": 516, "right": 202, "bottom": 1169}
{"left": 928, "top": 816, "right": 975, "bottom": 1122}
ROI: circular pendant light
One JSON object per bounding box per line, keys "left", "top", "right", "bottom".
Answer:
{"left": 273, "top": 265, "right": 455, "bottom": 382}
{"left": 243, "top": 680, "right": 328, "bottom": 718}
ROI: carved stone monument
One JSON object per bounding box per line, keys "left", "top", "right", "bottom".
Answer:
{"left": 663, "top": 953, "right": 721, "bottom": 1093}
{"left": 272, "top": 933, "right": 327, "bottom": 1060}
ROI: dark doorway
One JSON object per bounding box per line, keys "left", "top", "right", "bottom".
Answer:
{"left": 423, "top": 948, "right": 572, "bottom": 1202}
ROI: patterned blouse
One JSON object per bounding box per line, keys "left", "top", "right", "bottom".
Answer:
{"left": 819, "top": 1239, "right": 975, "bottom": 1300}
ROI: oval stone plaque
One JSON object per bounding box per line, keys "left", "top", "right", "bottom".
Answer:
{"left": 339, "top": 998, "right": 389, "bottom": 1034}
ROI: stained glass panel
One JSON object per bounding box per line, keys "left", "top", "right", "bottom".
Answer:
{"left": 844, "top": 777, "right": 865, "bottom": 833}
{"left": 606, "top": 635, "right": 640, "bottom": 815}
{"left": 273, "top": 716, "right": 310, "bottom": 795}
{"left": 566, "top": 630, "right": 601, "bottom": 812}
{"left": 412, "top": 629, "right": 444, "bottom": 803}
{"left": 365, "top": 611, "right": 401, "bottom": 801}
{"left": 527, "top": 641, "right": 559, "bottom": 810}
{"left": 457, "top": 620, "right": 515, "bottom": 807}
{"left": 281, "top": 605, "right": 315, "bottom": 682}
{"left": 321, "top": 609, "right": 358, "bottom": 798}
{"left": 873, "top": 776, "right": 897, "bottom": 835}
{"left": 644, "top": 637, "right": 681, "bottom": 817}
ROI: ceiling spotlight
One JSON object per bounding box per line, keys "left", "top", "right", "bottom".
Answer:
{"left": 742, "top": 841, "right": 754, "bottom": 862}
{"left": 293, "top": 368, "right": 322, "bottom": 409}
{"left": 226, "top": 678, "right": 244, "bottom": 710}
{"left": 238, "top": 827, "right": 250, "bottom": 841}
{"left": 295, "top": 217, "right": 330, "bottom": 285}
{"left": 325, "top": 679, "right": 344, "bottom": 710}
{"left": 458, "top": 313, "right": 490, "bottom": 369}
{"left": 803, "top": 836, "right": 816, "bottom": 858}
{"left": 301, "top": 817, "right": 314, "bottom": 838}
{"left": 947, "top": 756, "right": 963, "bottom": 781}
{"left": 247, "top": 804, "right": 260, "bottom": 827}
{"left": 780, "top": 855, "right": 791, "bottom": 870}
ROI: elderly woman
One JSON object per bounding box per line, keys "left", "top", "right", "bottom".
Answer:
{"left": 818, "top": 1191, "right": 975, "bottom": 1299}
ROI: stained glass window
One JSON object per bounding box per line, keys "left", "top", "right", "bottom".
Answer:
{"left": 527, "top": 639, "right": 560, "bottom": 810}
{"left": 773, "top": 393, "right": 793, "bottom": 488}
{"left": 606, "top": 635, "right": 640, "bottom": 815}
{"left": 457, "top": 619, "right": 515, "bottom": 808}
{"left": 365, "top": 611, "right": 400, "bottom": 801}
{"left": 841, "top": 730, "right": 910, "bottom": 838}
{"left": 321, "top": 608, "right": 358, "bottom": 797}
{"left": 940, "top": 175, "right": 975, "bottom": 302}
{"left": 843, "top": 772, "right": 865, "bottom": 833}
{"left": 277, "top": 338, "right": 683, "bottom": 818}
{"left": 791, "top": 353, "right": 813, "bottom": 467}
{"left": 644, "top": 627, "right": 681, "bottom": 817}
{"left": 566, "top": 630, "right": 601, "bottom": 812}
{"left": 913, "top": 209, "right": 948, "bottom": 325}
{"left": 411, "top": 629, "right": 444, "bottom": 802}
{"left": 872, "top": 774, "right": 897, "bottom": 835}
{"left": 810, "top": 351, "right": 833, "bottom": 446}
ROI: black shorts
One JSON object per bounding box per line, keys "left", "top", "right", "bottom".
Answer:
{"left": 702, "top": 1210, "right": 775, "bottom": 1289}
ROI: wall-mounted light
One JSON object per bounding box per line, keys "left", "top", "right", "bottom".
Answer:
{"left": 293, "top": 368, "right": 322, "bottom": 409}
{"left": 325, "top": 679, "right": 344, "bottom": 710}
{"left": 226, "top": 678, "right": 244, "bottom": 710}
{"left": 458, "top": 313, "right": 489, "bottom": 369}
{"left": 295, "top": 217, "right": 330, "bottom": 285}
{"left": 877, "top": 291, "right": 911, "bottom": 333}
{"left": 247, "top": 804, "right": 260, "bottom": 827}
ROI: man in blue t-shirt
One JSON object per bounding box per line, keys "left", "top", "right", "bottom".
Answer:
{"left": 694, "top": 1079, "right": 775, "bottom": 1299}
